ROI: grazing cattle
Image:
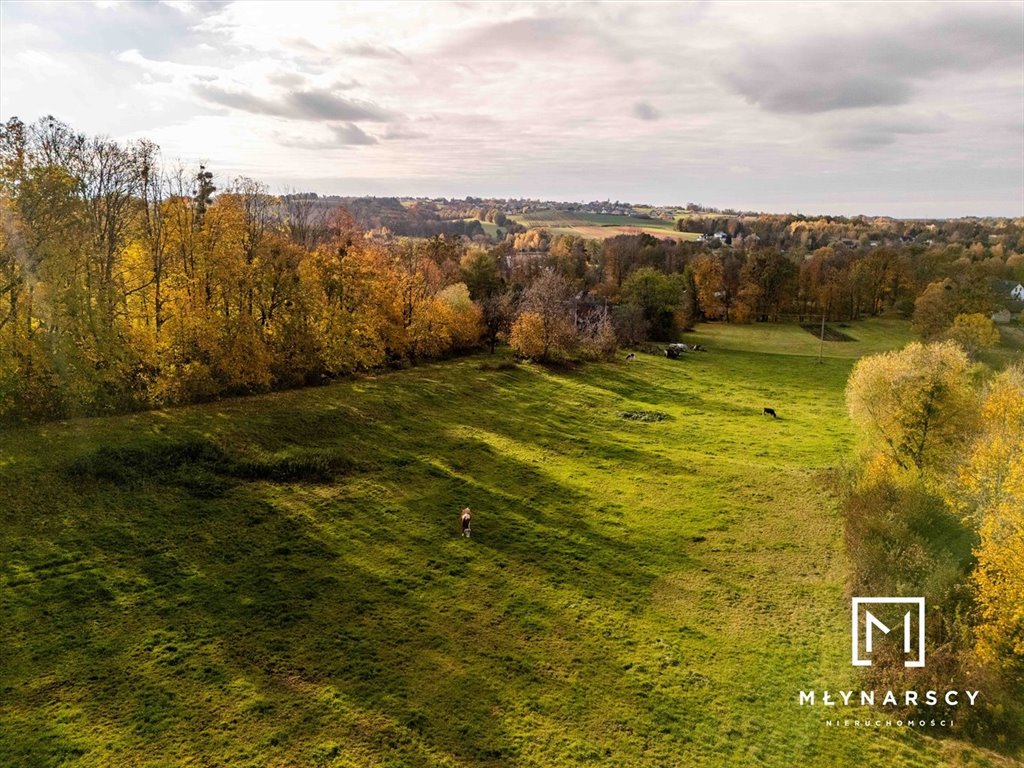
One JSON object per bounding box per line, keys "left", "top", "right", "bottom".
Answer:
{"left": 692, "top": 344, "right": 706, "bottom": 352}
{"left": 666, "top": 348, "right": 680, "bottom": 359}
{"left": 625, "top": 353, "right": 636, "bottom": 361}
{"left": 763, "top": 407, "right": 777, "bottom": 418}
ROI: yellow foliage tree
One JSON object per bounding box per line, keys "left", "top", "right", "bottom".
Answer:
{"left": 945, "top": 313, "right": 999, "bottom": 357}
{"left": 436, "top": 282, "right": 483, "bottom": 350}
{"left": 300, "top": 233, "right": 397, "bottom": 374}
{"left": 956, "top": 366, "right": 1024, "bottom": 673}
{"left": 509, "top": 312, "right": 546, "bottom": 359}
{"left": 691, "top": 255, "right": 725, "bottom": 319}
{"left": 846, "top": 341, "right": 976, "bottom": 479}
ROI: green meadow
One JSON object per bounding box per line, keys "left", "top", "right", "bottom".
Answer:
{"left": 1, "top": 320, "right": 1018, "bottom": 767}
{"left": 506, "top": 210, "right": 702, "bottom": 241}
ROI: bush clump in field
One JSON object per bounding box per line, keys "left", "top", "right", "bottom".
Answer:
{"left": 231, "top": 451, "right": 353, "bottom": 483}
{"left": 619, "top": 410, "right": 670, "bottom": 422}
{"left": 67, "top": 438, "right": 349, "bottom": 489}
{"left": 67, "top": 438, "right": 229, "bottom": 483}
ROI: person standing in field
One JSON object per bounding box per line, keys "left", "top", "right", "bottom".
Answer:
{"left": 460, "top": 507, "right": 472, "bottom": 538}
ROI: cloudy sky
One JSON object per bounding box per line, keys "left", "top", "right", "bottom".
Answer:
{"left": 2, "top": 1, "right": 1022, "bottom": 217}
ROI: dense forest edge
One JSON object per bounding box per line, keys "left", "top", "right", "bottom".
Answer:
{"left": 1, "top": 115, "right": 1023, "bottom": 421}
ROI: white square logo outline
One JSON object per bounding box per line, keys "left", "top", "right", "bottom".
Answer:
{"left": 851, "top": 597, "right": 925, "bottom": 668}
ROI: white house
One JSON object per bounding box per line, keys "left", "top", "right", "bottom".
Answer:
{"left": 1011, "top": 283, "right": 1024, "bottom": 302}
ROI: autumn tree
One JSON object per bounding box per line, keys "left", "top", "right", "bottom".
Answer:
{"left": 691, "top": 255, "right": 725, "bottom": 319}
{"left": 434, "top": 282, "right": 484, "bottom": 351}
{"left": 914, "top": 270, "right": 996, "bottom": 339}
{"left": 737, "top": 249, "right": 797, "bottom": 322}
{"left": 577, "top": 305, "right": 617, "bottom": 361}
{"left": 512, "top": 271, "right": 576, "bottom": 359}
{"left": 509, "top": 312, "right": 546, "bottom": 359}
{"left": 619, "top": 267, "right": 686, "bottom": 341}
{"left": 913, "top": 280, "right": 958, "bottom": 338}
{"left": 945, "top": 313, "right": 1000, "bottom": 357}
{"left": 846, "top": 341, "right": 976, "bottom": 478}
{"left": 481, "top": 291, "right": 514, "bottom": 353}
{"left": 954, "top": 366, "right": 1024, "bottom": 677}
{"left": 300, "top": 209, "right": 396, "bottom": 374}
{"left": 460, "top": 249, "right": 503, "bottom": 300}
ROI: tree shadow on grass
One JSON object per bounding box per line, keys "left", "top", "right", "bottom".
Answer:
{"left": 2, "top": 404, "right": 689, "bottom": 766}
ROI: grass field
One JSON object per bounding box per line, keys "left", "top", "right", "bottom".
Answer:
{"left": 460, "top": 219, "right": 502, "bottom": 238}
{"left": 507, "top": 209, "right": 702, "bottom": 242}
{"left": 1, "top": 319, "right": 1019, "bottom": 767}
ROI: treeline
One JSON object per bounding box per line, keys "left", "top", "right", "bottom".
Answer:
{"left": 287, "top": 196, "right": 499, "bottom": 240}
{"left": 845, "top": 344, "right": 1024, "bottom": 747}
{"left": 497, "top": 230, "right": 1021, "bottom": 335}
{"left": 675, "top": 209, "right": 1024, "bottom": 251}
{"left": 0, "top": 117, "right": 623, "bottom": 421}
{"left": 2, "top": 116, "right": 1020, "bottom": 421}
{"left": 0, "top": 117, "right": 493, "bottom": 420}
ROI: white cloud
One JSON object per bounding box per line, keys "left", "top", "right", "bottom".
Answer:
{"left": 161, "top": 0, "right": 195, "bottom": 13}
{"left": 1, "top": 1, "right": 1021, "bottom": 216}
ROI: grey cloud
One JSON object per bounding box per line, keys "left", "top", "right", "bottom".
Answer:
{"left": 827, "top": 120, "right": 943, "bottom": 152}
{"left": 443, "top": 14, "right": 626, "bottom": 59}
{"left": 331, "top": 123, "right": 378, "bottom": 145}
{"left": 276, "top": 123, "right": 378, "bottom": 149}
{"left": 193, "top": 83, "right": 278, "bottom": 114}
{"left": 267, "top": 71, "right": 306, "bottom": 88}
{"left": 721, "top": 5, "right": 1023, "bottom": 114}
{"left": 724, "top": 69, "right": 912, "bottom": 114}
{"left": 193, "top": 83, "right": 393, "bottom": 121}
{"left": 339, "top": 43, "right": 408, "bottom": 61}
{"left": 632, "top": 101, "right": 660, "bottom": 121}
{"left": 830, "top": 132, "right": 900, "bottom": 152}
{"left": 287, "top": 90, "right": 390, "bottom": 121}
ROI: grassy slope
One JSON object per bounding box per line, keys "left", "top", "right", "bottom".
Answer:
{"left": 1, "top": 320, "right": 1018, "bottom": 768}
{"left": 460, "top": 219, "right": 501, "bottom": 238}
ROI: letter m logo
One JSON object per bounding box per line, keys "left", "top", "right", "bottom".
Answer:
{"left": 851, "top": 597, "right": 925, "bottom": 668}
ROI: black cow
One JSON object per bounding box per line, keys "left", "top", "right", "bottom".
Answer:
{"left": 763, "top": 407, "right": 777, "bottom": 418}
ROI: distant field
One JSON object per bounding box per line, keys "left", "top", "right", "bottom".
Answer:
{"left": 5, "top": 318, "right": 1020, "bottom": 767}
{"left": 461, "top": 218, "right": 502, "bottom": 237}
{"left": 508, "top": 209, "right": 701, "bottom": 241}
